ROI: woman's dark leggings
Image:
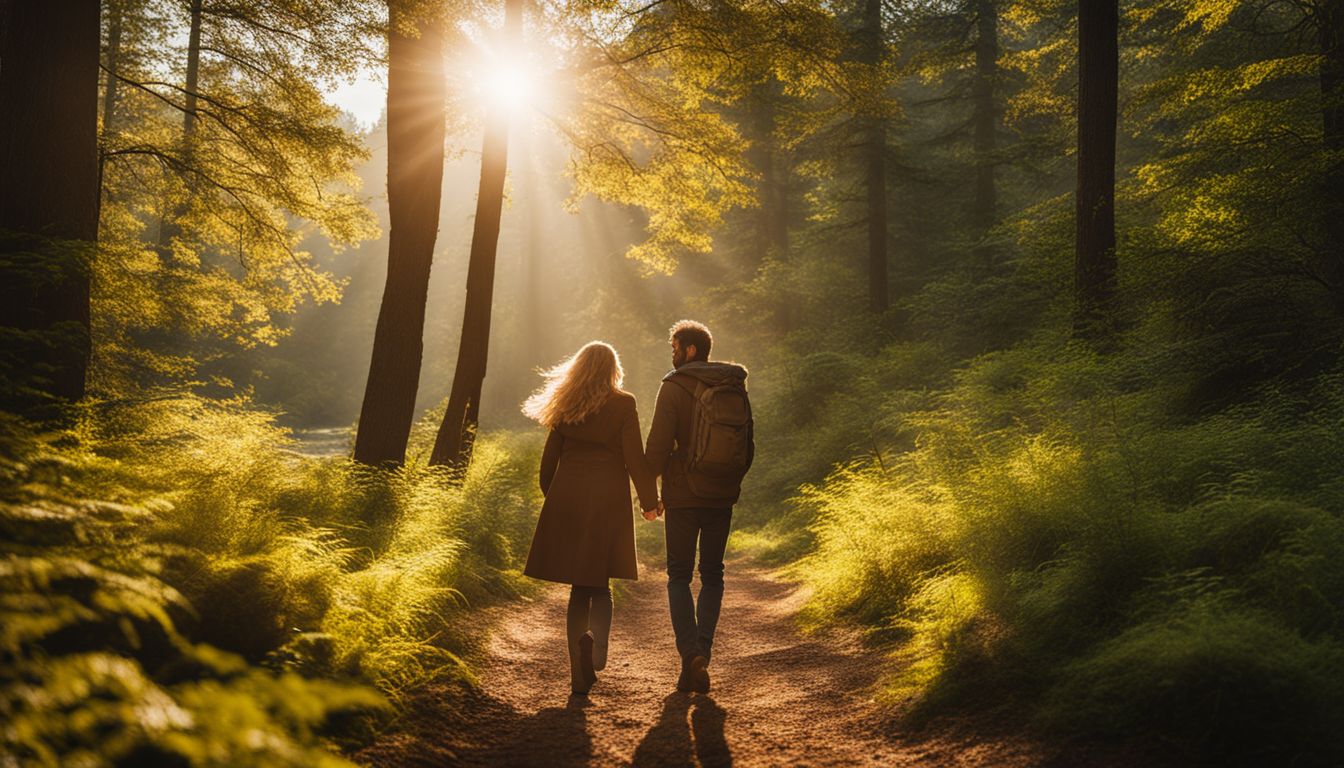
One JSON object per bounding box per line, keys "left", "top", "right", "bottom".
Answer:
{"left": 567, "top": 583, "right": 613, "bottom": 678}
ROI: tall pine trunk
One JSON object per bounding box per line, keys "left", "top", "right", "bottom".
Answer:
{"left": 1073, "top": 0, "right": 1118, "bottom": 339}
{"left": 429, "top": 0, "right": 523, "bottom": 471}
{"left": 352, "top": 5, "right": 447, "bottom": 465}
{"left": 1318, "top": 0, "right": 1344, "bottom": 313}
{"left": 0, "top": 0, "right": 100, "bottom": 408}
{"left": 861, "top": 0, "right": 889, "bottom": 313}
{"left": 972, "top": 0, "right": 999, "bottom": 266}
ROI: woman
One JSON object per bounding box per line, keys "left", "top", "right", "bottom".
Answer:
{"left": 521, "top": 341, "right": 660, "bottom": 695}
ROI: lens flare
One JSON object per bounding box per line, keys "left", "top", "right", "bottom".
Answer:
{"left": 485, "top": 63, "right": 536, "bottom": 115}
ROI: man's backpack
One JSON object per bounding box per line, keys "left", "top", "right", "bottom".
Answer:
{"left": 673, "top": 375, "right": 753, "bottom": 499}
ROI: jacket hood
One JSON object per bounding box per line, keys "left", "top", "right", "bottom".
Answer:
{"left": 663, "top": 360, "right": 748, "bottom": 386}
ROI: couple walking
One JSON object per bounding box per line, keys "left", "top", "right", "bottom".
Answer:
{"left": 520, "top": 319, "right": 754, "bottom": 696}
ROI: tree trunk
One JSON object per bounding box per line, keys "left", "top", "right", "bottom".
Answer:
{"left": 1073, "top": 0, "right": 1118, "bottom": 340}
{"left": 746, "top": 79, "right": 794, "bottom": 328}
{"left": 1318, "top": 0, "right": 1344, "bottom": 313}
{"left": 97, "top": 0, "right": 125, "bottom": 223}
{"left": 182, "top": 0, "right": 202, "bottom": 142}
{"left": 767, "top": 139, "right": 793, "bottom": 330}
{"left": 429, "top": 0, "right": 523, "bottom": 471}
{"left": 861, "top": 0, "right": 889, "bottom": 313}
{"left": 352, "top": 4, "right": 447, "bottom": 465}
{"left": 972, "top": 0, "right": 999, "bottom": 266}
{"left": 0, "top": 0, "right": 10, "bottom": 54}
{"left": 157, "top": 0, "right": 201, "bottom": 250}
{"left": 519, "top": 149, "right": 549, "bottom": 355}
{"left": 0, "top": 0, "right": 100, "bottom": 408}
{"left": 748, "top": 80, "right": 789, "bottom": 268}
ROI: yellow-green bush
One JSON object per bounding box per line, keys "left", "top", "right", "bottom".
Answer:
{"left": 791, "top": 343, "right": 1344, "bottom": 764}
{"left": 0, "top": 394, "right": 544, "bottom": 764}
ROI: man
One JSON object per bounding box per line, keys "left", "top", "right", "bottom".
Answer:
{"left": 644, "top": 319, "right": 754, "bottom": 694}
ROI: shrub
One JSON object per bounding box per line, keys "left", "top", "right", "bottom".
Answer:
{"left": 789, "top": 339, "right": 1344, "bottom": 763}
{"left": 0, "top": 394, "right": 544, "bottom": 763}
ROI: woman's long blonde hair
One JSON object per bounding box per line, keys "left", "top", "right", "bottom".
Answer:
{"left": 522, "top": 341, "right": 625, "bottom": 428}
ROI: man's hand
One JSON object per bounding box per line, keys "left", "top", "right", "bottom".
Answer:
{"left": 642, "top": 500, "right": 666, "bottom": 521}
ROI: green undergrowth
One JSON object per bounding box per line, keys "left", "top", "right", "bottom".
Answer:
{"left": 1, "top": 394, "right": 542, "bottom": 766}
{"left": 787, "top": 336, "right": 1344, "bottom": 765}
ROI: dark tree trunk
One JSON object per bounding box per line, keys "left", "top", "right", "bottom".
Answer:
{"left": 0, "top": 0, "right": 100, "bottom": 407}
{"left": 352, "top": 4, "right": 447, "bottom": 465}
{"left": 1318, "top": 0, "right": 1344, "bottom": 313}
{"left": 861, "top": 0, "right": 889, "bottom": 313}
{"left": 430, "top": 0, "right": 523, "bottom": 471}
{"left": 1073, "top": 0, "right": 1118, "bottom": 339}
{"left": 0, "top": 0, "right": 10, "bottom": 53}
{"left": 972, "top": 0, "right": 999, "bottom": 265}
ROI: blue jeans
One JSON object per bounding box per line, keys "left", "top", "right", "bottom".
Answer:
{"left": 665, "top": 506, "right": 732, "bottom": 663}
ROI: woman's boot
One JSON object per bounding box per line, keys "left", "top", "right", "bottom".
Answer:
{"left": 590, "top": 585, "right": 613, "bottom": 671}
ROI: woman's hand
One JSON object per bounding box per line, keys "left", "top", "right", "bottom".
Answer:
{"left": 641, "top": 500, "right": 665, "bottom": 521}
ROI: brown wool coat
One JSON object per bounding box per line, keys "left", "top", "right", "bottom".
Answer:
{"left": 523, "top": 392, "right": 658, "bottom": 587}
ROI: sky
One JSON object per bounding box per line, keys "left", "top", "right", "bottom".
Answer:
{"left": 327, "top": 69, "right": 387, "bottom": 130}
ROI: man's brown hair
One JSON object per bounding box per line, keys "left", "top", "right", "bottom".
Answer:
{"left": 670, "top": 319, "right": 712, "bottom": 361}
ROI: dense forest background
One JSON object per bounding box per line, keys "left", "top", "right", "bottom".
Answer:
{"left": 4, "top": 0, "right": 1344, "bottom": 765}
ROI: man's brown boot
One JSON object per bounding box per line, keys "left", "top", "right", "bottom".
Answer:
{"left": 688, "top": 654, "right": 710, "bottom": 694}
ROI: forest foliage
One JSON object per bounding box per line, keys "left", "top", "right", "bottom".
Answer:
{"left": 4, "top": 0, "right": 1344, "bottom": 765}
{"left": 1, "top": 396, "right": 541, "bottom": 764}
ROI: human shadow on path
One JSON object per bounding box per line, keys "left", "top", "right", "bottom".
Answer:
{"left": 466, "top": 694, "right": 594, "bottom": 768}
{"left": 632, "top": 692, "right": 732, "bottom": 768}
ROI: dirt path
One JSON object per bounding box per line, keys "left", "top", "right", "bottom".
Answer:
{"left": 358, "top": 561, "right": 1055, "bottom": 767}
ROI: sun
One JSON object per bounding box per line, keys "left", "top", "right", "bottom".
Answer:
{"left": 458, "top": 26, "right": 567, "bottom": 121}
{"left": 484, "top": 63, "right": 537, "bottom": 115}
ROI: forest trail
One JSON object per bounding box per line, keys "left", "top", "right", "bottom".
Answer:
{"left": 357, "top": 559, "right": 1061, "bottom": 767}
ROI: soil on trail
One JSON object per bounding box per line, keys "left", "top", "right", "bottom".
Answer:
{"left": 357, "top": 561, "right": 1056, "bottom": 767}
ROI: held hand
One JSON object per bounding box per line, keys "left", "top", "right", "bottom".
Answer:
{"left": 641, "top": 507, "right": 660, "bottom": 521}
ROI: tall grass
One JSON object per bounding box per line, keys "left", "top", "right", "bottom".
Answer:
{"left": 1, "top": 393, "right": 543, "bottom": 764}
{"left": 789, "top": 340, "right": 1344, "bottom": 764}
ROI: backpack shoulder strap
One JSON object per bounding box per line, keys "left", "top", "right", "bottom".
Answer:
{"left": 667, "top": 373, "right": 703, "bottom": 399}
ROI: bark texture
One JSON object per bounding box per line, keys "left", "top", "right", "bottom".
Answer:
{"left": 156, "top": 0, "right": 201, "bottom": 251}
{"left": 352, "top": 5, "right": 447, "bottom": 465}
{"left": 861, "top": 0, "right": 889, "bottom": 313}
{"left": 98, "top": 0, "right": 124, "bottom": 203}
{"left": 1318, "top": 0, "right": 1344, "bottom": 312}
{"left": 429, "top": 0, "right": 523, "bottom": 470}
{"left": 1074, "top": 0, "right": 1119, "bottom": 339}
{"left": 972, "top": 0, "right": 999, "bottom": 264}
{"left": 0, "top": 0, "right": 100, "bottom": 407}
